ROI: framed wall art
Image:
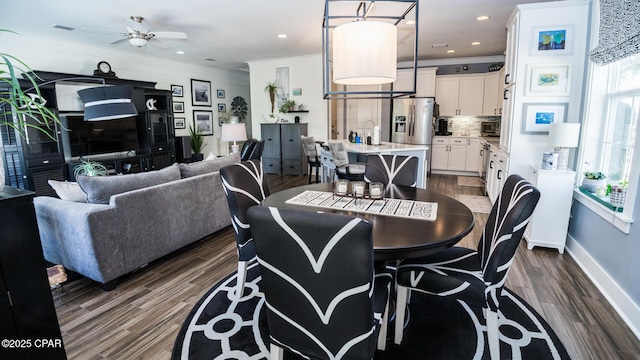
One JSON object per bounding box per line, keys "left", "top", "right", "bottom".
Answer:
{"left": 171, "top": 85, "right": 183, "bottom": 97}
{"left": 193, "top": 110, "right": 214, "bottom": 136}
{"left": 191, "top": 79, "right": 212, "bottom": 106}
{"left": 218, "top": 103, "right": 226, "bottom": 112}
{"left": 526, "top": 64, "right": 571, "bottom": 96}
{"left": 174, "top": 117, "right": 186, "bottom": 129}
{"left": 173, "top": 101, "right": 184, "bottom": 113}
{"left": 217, "top": 89, "right": 225, "bottom": 99}
{"left": 522, "top": 103, "right": 568, "bottom": 134}
{"left": 530, "top": 25, "right": 574, "bottom": 56}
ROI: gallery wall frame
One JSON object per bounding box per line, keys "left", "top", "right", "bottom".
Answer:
{"left": 530, "top": 25, "right": 574, "bottom": 56}
{"left": 218, "top": 103, "right": 226, "bottom": 113}
{"left": 174, "top": 117, "right": 186, "bottom": 129}
{"left": 191, "top": 79, "right": 212, "bottom": 106}
{"left": 171, "top": 85, "right": 183, "bottom": 97}
{"left": 193, "top": 110, "right": 214, "bottom": 136}
{"left": 173, "top": 101, "right": 184, "bottom": 113}
{"left": 522, "top": 103, "right": 568, "bottom": 134}
{"left": 217, "top": 89, "right": 225, "bottom": 99}
{"left": 526, "top": 64, "right": 571, "bottom": 96}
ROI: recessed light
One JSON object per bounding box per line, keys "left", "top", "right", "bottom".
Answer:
{"left": 447, "top": 49, "right": 456, "bottom": 53}
{"left": 405, "top": 20, "right": 416, "bottom": 25}
{"left": 176, "top": 51, "right": 185, "bottom": 55}
{"left": 277, "top": 34, "right": 287, "bottom": 39}
{"left": 476, "top": 15, "right": 490, "bottom": 21}
{"left": 471, "top": 41, "right": 481, "bottom": 46}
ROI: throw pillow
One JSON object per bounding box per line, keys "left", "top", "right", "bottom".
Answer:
{"left": 78, "top": 163, "right": 181, "bottom": 204}
{"left": 47, "top": 180, "right": 87, "bottom": 202}
{"left": 179, "top": 152, "right": 240, "bottom": 178}
{"left": 205, "top": 152, "right": 217, "bottom": 161}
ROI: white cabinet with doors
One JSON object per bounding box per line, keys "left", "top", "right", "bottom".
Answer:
{"left": 524, "top": 166, "right": 576, "bottom": 254}
{"left": 432, "top": 137, "right": 481, "bottom": 173}
{"left": 435, "top": 75, "right": 485, "bottom": 116}
{"left": 486, "top": 144, "right": 509, "bottom": 203}
{"left": 394, "top": 68, "right": 437, "bottom": 97}
{"left": 482, "top": 72, "right": 501, "bottom": 116}
{"left": 465, "top": 138, "right": 481, "bottom": 172}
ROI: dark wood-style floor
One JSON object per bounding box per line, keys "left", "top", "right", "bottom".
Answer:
{"left": 52, "top": 174, "right": 640, "bottom": 359}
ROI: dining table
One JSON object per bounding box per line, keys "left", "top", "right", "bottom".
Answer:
{"left": 261, "top": 183, "right": 475, "bottom": 261}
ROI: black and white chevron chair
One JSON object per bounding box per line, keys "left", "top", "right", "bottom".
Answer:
{"left": 240, "top": 138, "right": 258, "bottom": 161}
{"left": 394, "top": 174, "right": 540, "bottom": 359}
{"left": 248, "top": 139, "right": 265, "bottom": 160}
{"left": 247, "top": 206, "right": 392, "bottom": 359}
{"left": 220, "top": 160, "right": 270, "bottom": 298}
{"left": 364, "top": 154, "right": 418, "bottom": 187}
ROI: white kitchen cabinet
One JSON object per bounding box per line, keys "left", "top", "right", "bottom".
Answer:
{"left": 394, "top": 68, "right": 437, "bottom": 97}
{"left": 482, "top": 73, "right": 501, "bottom": 116}
{"left": 524, "top": 166, "right": 576, "bottom": 254}
{"left": 465, "top": 138, "right": 481, "bottom": 172}
{"left": 503, "top": 11, "right": 520, "bottom": 87}
{"left": 435, "top": 75, "right": 485, "bottom": 116}
{"left": 486, "top": 145, "right": 508, "bottom": 203}
{"left": 431, "top": 137, "right": 466, "bottom": 171}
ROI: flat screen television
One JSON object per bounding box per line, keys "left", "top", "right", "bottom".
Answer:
{"left": 61, "top": 113, "right": 139, "bottom": 157}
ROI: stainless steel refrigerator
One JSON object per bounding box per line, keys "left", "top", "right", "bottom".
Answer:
{"left": 391, "top": 97, "right": 435, "bottom": 173}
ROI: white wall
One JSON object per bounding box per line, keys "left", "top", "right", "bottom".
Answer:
{"left": 0, "top": 32, "right": 250, "bottom": 156}
{"left": 247, "top": 55, "right": 329, "bottom": 141}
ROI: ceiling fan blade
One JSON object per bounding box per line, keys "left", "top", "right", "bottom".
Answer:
{"left": 148, "top": 38, "right": 170, "bottom": 49}
{"left": 126, "top": 26, "right": 135, "bottom": 34}
{"left": 110, "top": 37, "right": 129, "bottom": 45}
{"left": 149, "top": 31, "right": 187, "bottom": 40}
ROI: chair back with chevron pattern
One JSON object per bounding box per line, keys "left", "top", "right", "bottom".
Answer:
{"left": 248, "top": 206, "right": 382, "bottom": 360}
{"left": 477, "top": 174, "right": 540, "bottom": 310}
{"left": 220, "top": 160, "right": 270, "bottom": 300}
{"left": 364, "top": 154, "right": 418, "bottom": 187}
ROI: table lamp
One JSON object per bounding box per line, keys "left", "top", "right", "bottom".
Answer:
{"left": 548, "top": 123, "right": 581, "bottom": 170}
{"left": 221, "top": 123, "right": 247, "bottom": 154}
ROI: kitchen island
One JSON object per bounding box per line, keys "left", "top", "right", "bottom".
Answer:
{"left": 321, "top": 139, "right": 430, "bottom": 188}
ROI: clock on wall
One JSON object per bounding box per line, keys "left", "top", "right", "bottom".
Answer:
{"left": 231, "top": 96, "right": 248, "bottom": 121}
{"left": 93, "top": 61, "right": 117, "bottom": 77}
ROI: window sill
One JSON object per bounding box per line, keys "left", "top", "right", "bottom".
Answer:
{"left": 573, "top": 189, "right": 633, "bottom": 234}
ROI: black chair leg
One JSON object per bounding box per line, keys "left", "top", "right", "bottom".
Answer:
{"left": 315, "top": 164, "right": 320, "bottom": 183}
{"left": 308, "top": 163, "right": 312, "bottom": 184}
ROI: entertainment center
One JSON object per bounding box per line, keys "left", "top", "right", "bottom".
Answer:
{"left": 1, "top": 71, "right": 176, "bottom": 195}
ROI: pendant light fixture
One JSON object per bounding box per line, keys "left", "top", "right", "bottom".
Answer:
{"left": 323, "top": 0, "right": 418, "bottom": 99}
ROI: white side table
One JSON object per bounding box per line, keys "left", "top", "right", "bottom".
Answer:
{"left": 524, "top": 166, "right": 576, "bottom": 254}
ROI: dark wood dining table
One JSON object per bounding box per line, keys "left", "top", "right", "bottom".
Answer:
{"left": 261, "top": 183, "right": 475, "bottom": 261}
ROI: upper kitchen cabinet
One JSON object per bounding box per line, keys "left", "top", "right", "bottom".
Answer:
{"left": 482, "top": 72, "right": 501, "bottom": 116}
{"left": 435, "top": 74, "right": 485, "bottom": 116}
{"left": 393, "top": 68, "right": 437, "bottom": 97}
{"left": 499, "top": 0, "right": 589, "bottom": 177}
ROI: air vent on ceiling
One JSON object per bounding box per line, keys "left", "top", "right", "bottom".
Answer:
{"left": 431, "top": 44, "right": 448, "bottom": 48}
{"left": 205, "top": 58, "right": 216, "bottom": 62}
{"left": 53, "top": 24, "right": 75, "bottom": 31}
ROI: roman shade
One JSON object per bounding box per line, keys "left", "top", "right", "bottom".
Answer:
{"left": 589, "top": 0, "right": 640, "bottom": 65}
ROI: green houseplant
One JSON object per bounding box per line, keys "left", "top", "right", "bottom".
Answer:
{"left": 279, "top": 100, "right": 296, "bottom": 114}
{"left": 189, "top": 122, "right": 207, "bottom": 161}
{"left": 582, "top": 171, "right": 606, "bottom": 193}
{"left": 264, "top": 81, "right": 280, "bottom": 118}
{"left": 73, "top": 160, "right": 108, "bottom": 178}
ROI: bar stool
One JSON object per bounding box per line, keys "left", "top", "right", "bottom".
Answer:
{"left": 301, "top": 135, "right": 321, "bottom": 184}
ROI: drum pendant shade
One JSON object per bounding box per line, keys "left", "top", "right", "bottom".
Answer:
{"left": 333, "top": 20, "right": 397, "bottom": 85}
{"left": 77, "top": 85, "right": 138, "bottom": 121}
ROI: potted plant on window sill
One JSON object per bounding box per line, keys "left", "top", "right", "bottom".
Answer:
{"left": 189, "top": 122, "right": 207, "bottom": 161}
{"left": 607, "top": 181, "right": 628, "bottom": 208}
{"left": 581, "top": 171, "right": 607, "bottom": 193}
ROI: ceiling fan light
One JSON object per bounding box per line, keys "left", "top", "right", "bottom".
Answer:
{"left": 129, "top": 37, "right": 148, "bottom": 47}
{"left": 332, "top": 20, "right": 397, "bottom": 85}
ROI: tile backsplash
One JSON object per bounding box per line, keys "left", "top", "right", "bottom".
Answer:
{"left": 442, "top": 116, "right": 500, "bottom": 137}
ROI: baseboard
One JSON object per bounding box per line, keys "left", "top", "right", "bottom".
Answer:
{"left": 566, "top": 235, "right": 640, "bottom": 340}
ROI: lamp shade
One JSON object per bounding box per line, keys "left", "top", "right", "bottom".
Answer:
{"left": 77, "top": 85, "right": 138, "bottom": 121}
{"left": 221, "top": 123, "right": 247, "bottom": 142}
{"left": 548, "top": 123, "right": 581, "bottom": 147}
{"left": 332, "top": 20, "right": 397, "bottom": 85}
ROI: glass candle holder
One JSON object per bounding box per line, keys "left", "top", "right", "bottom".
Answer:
{"left": 334, "top": 179, "right": 349, "bottom": 196}
{"left": 352, "top": 181, "right": 366, "bottom": 197}
{"left": 369, "top": 182, "right": 384, "bottom": 199}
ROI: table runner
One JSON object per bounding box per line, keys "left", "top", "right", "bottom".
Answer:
{"left": 285, "top": 190, "right": 438, "bottom": 221}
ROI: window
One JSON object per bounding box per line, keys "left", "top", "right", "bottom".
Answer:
{"left": 577, "top": 53, "right": 640, "bottom": 232}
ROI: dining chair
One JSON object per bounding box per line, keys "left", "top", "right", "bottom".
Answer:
{"left": 219, "top": 160, "right": 270, "bottom": 298}
{"left": 393, "top": 174, "right": 540, "bottom": 360}
{"left": 364, "top": 154, "right": 419, "bottom": 187}
{"left": 240, "top": 138, "right": 258, "bottom": 161}
{"left": 247, "top": 206, "right": 392, "bottom": 359}
{"left": 328, "top": 141, "right": 366, "bottom": 181}
{"left": 248, "top": 139, "right": 265, "bottom": 160}
{"left": 301, "top": 135, "right": 321, "bottom": 184}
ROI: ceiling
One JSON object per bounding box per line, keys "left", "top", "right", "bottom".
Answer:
{"left": 3, "top": 0, "right": 553, "bottom": 73}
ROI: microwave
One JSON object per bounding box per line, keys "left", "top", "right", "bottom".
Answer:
{"left": 481, "top": 121, "right": 500, "bottom": 137}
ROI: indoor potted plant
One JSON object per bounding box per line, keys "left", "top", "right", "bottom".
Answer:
{"left": 607, "top": 181, "right": 628, "bottom": 207}
{"left": 73, "top": 160, "right": 108, "bottom": 178}
{"left": 279, "top": 100, "right": 296, "bottom": 114}
{"left": 189, "top": 122, "right": 207, "bottom": 161}
{"left": 581, "top": 171, "right": 606, "bottom": 193}
{"left": 264, "top": 81, "right": 280, "bottom": 119}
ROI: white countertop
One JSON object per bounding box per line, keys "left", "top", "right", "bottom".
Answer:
{"left": 332, "top": 139, "right": 429, "bottom": 153}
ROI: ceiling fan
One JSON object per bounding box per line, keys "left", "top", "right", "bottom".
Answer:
{"left": 109, "top": 16, "right": 187, "bottom": 48}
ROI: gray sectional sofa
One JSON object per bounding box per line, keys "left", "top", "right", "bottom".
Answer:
{"left": 34, "top": 153, "right": 240, "bottom": 289}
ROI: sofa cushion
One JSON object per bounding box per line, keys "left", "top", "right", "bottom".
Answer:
{"left": 47, "top": 180, "right": 87, "bottom": 202}
{"left": 78, "top": 163, "right": 181, "bottom": 204}
{"left": 179, "top": 152, "right": 240, "bottom": 178}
